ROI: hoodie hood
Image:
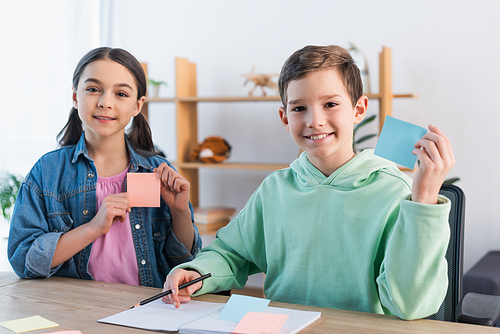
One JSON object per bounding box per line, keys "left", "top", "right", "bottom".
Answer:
{"left": 290, "top": 149, "right": 406, "bottom": 189}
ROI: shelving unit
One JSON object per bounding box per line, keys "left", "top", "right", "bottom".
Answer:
{"left": 142, "top": 46, "right": 416, "bottom": 208}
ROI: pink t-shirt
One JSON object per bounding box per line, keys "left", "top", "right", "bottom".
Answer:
{"left": 88, "top": 166, "right": 140, "bottom": 285}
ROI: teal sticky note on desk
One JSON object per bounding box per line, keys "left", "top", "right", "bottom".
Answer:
{"left": 218, "top": 294, "right": 270, "bottom": 322}
{"left": 374, "top": 116, "right": 428, "bottom": 169}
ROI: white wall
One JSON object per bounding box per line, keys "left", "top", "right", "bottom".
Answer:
{"left": 1, "top": 0, "right": 499, "bottom": 273}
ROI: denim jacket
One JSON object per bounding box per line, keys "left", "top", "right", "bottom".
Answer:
{"left": 8, "top": 133, "right": 202, "bottom": 288}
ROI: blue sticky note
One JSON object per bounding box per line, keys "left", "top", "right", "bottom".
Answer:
{"left": 217, "top": 294, "right": 270, "bottom": 322}
{"left": 374, "top": 116, "right": 428, "bottom": 169}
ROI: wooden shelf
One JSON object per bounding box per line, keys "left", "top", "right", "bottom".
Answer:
{"left": 145, "top": 97, "right": 175, "bottom": 103}
{"left": 174, "top": 162, "right": 289, "bottom": 171}
{"left": 142, "top": 47, "right": 415, "bottom": 207}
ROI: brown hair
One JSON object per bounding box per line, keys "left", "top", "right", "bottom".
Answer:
{"left": 278, "top": 45, "right": 363, "bottom": 110}
{"left": 57, "top": 47, "right": 157, "bottom": 156}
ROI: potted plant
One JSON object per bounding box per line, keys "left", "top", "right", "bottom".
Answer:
{"left": 353, "top": 114, "right": 377, "bottom": 152}
{"left": 148, "top": 79, "right": 167, "bottom": 98}
{"left": 0, "top": 171, "right": 23, "bottom": 222}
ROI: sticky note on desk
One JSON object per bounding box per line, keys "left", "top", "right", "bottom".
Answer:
{"left": 374, "top": 116, "right": 428, "bottom": 169}
{"left": 233, "top": 312, "right": 289, "bottom": 334}
{"left": 218, "top": 294, "right": 270, "bottom": 322}
{"left": 127, "top": 173, "right": 161, "bottom": 207}
{"left": 0, "top": 315, "right": 59, "bottom": 333}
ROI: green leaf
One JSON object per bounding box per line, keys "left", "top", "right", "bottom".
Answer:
{"left": 148, "top": 79, "right": 167, "bottom": 86}
{"left": 443, "top": 177, "right": 460, "bottom": 185}
{"left": 354, "top": 134, "right": 377, "bottom": 145}
{"left": 353, "top": 115, "right": 376, "bottom": 135}
{"left": 0, "top": 171, "right": 24, "bottom": 220}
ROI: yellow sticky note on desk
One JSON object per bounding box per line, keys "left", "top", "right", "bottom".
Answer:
{"left": 0, "top": 315, "right": 59, "bottom": 333}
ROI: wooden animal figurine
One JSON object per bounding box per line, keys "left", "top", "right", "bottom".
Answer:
{"left": 190, "top": 136, "right": 232, "bottom": 163}
{"left": 242, "top": 66, "right": 279, "bottom": 97}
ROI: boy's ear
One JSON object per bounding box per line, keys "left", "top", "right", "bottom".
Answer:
{"left": 72, "top": 87, "right": 78, "bottom": 109}
{"left": 133, "top": 96, "right": 146, "bottom": 117}
{"left": 353, "top": 95, "right": 368, "bottom": 124}
{"left": 279, "top": 106, "right": 290, "bottom": 132}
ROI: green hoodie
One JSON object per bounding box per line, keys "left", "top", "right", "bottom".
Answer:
{"left": 175, "top": 149, "right": 451, "bottom": 320}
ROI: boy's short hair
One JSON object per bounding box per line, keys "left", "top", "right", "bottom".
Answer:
{"left": 278, "top": 45, "right": 363, "bottom": 109}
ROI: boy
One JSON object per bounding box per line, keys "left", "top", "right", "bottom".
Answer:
{"left": 163, "top": 45, "right": 455, "bottom": 320}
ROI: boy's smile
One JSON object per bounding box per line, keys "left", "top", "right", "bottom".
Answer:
{"left": 279, "top": 69, "right": 367, "bottom": 176}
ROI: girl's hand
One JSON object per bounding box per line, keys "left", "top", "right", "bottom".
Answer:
{"left": 155, "top": 163, "right": 190, "bottom": 213}
{"left": 162, "top": 269, "right": 202, "bottom": 308}
{"left": 90, "top": 193, "right": 131, "bottom": 237}
{"left": 411, "top": 125, "right": 455, "bottom": 204}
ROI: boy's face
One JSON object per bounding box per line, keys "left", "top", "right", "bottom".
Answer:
{"left": 279, "top": 69, "right": 367, "bottom": 175}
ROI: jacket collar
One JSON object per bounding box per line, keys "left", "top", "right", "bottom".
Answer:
{"left": 71, "top": 132, "right": 154, "bottom": 171}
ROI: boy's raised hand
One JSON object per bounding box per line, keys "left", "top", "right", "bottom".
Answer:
{"left": 162, "top": 269, "right": 202, "bottom": 308}
{"left": 411, "top": 125, "right": 455, "bottom": 204}
{"left": 155, "top": 163, "right": 190, "bottom": 213}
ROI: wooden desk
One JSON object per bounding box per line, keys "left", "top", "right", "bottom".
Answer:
{"left": 0, "top": 272, "right": 498, "bottom": 334}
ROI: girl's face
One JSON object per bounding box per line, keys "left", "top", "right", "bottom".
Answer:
{"left": 72, "top": 59, "right": 145, "bottom": 143}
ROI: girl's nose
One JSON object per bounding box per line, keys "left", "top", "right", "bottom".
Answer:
{"left": 98, "top": 94, "right": 112, "bottom": 109}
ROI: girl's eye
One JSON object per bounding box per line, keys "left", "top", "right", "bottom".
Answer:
{"left": 325, "top": 102, "right": 337, "bottom": 108}
{"left": 291, "top": 106, "right": 306, "bottom": 112}
{"left": 86, "top": 87, "right": 99, "bottom": 93}
{"left": 117, "top": 92, "right": 129, "bottom": 97}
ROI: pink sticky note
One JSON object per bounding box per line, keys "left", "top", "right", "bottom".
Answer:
{"left": 127, "top": 173, "right": 161, "bottom": 207}
{"left": 232, "top": 312, "right": 289, "bottom": 334}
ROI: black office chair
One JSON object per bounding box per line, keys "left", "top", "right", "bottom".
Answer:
{"left": 426, "top": 184, "right": 500, "bottom": 326}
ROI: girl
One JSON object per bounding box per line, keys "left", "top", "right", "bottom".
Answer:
{"left": 8, "top": 47, "right": 201, "bottom": 288}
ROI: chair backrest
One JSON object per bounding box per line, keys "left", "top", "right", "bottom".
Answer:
{"left": 426, "top": 184, "right": 465, "bottom": 322}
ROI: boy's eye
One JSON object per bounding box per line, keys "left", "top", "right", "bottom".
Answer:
{"left": 324, "top": 102, "right": 337, "bottom": 108}
{"left": 291, "top": 106, "right": 306, "bottom": 112}
{"left": 86, "top": 87, "right": 99, "bottom": 93}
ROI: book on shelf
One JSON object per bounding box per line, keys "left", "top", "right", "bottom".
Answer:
{"left": 195, "top": 220, "right": 230, "bottom": 234}
{"left": 193, "top": 206, "right": 236, "bottom": 225}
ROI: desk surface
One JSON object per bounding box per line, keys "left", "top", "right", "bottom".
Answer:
{"left": 0, "top": 272, "right": 498, "bottom": 334}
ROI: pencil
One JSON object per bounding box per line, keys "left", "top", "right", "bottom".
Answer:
{"left": 131, "top": 273, "right": 211, "bottom": 308}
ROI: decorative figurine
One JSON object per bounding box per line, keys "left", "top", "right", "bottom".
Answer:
{"left": 348, "top": 42, "right": 371, "bottom": 95}
{"left": 190, "top": 136, "right": 232, "bottom": 163}
{"left": 242, "top": 66, "right": 279, "bottom": 97}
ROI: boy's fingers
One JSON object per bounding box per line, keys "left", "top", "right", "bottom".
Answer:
{"left": 162, "top": 269, "right": 201, "bottom": 308}
{"left": 427, "top": 125, "right": 455, "bottom": 160}
{"left": 416, "top": 130, "right": 452, "bottom": 165}
{"left": 417, "top": 139, "right": 441, "bottom": 166}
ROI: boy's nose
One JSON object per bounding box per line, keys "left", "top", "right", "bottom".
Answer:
{"left": 306, "top": 109, "right": 326, "bottom": 128}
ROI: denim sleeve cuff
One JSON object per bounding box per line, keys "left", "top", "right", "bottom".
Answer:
{"left": 25, "top": 232, "right": 63, "bottom": 278}
{"left": 165, "top": 226, "right": 201, "bottom": 266}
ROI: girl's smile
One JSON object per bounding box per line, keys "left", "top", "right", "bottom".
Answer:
{"left": 94, "top": 115, "right": 117, "bottom": 122}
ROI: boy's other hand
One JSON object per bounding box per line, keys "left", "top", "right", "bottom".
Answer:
{"left": 162, "top": 269, "right": 202, "bottom": 308}
{"left": 411, "top": 125, "right": 455, "bottom": 204}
